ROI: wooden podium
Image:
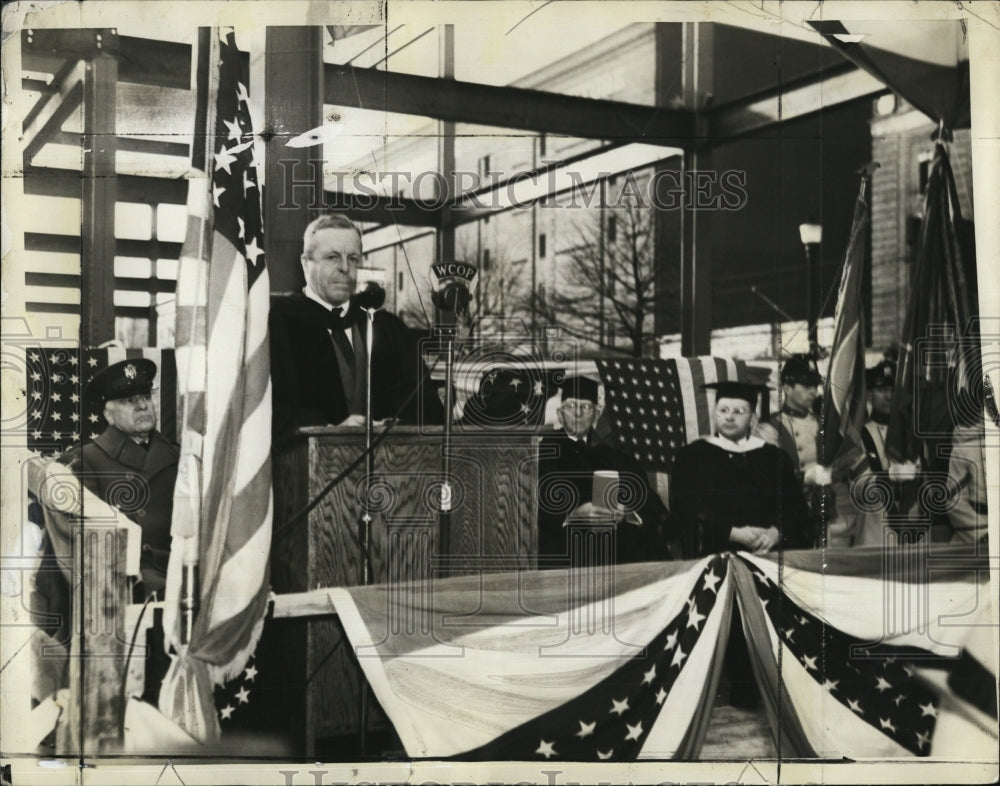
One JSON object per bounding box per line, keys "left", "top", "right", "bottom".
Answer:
{"left": 270, "top": 424, "right": 542, "bottom": 754}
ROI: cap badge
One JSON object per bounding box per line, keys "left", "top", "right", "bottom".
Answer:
{"left": 124, "top": 363, "right": 137, "bottom": 379}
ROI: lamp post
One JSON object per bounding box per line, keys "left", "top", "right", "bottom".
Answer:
{"left": 798, "top": 219, "right": 823, "bottom": 356}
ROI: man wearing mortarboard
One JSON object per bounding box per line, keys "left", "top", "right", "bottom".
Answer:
{"left": 536, "top": 376, "right": 674, "bottom": 564}
{"left": 670, "top": 380, "right": 810, "bottom": 559}
{"left": 670, "top": 380, "right": 810, "bottom": 709}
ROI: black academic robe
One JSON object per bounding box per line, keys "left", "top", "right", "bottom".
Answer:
{"left": 269, "top": 293, "right": 445, "bottom": 441}
{"left": 670, "top": 437, "right": 810, "bottom": 558}
{"left": 537, "top": 431, "right": 672, "bottom": 563}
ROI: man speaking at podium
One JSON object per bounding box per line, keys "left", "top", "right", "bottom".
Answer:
{"left": 269, "top": 214, "right": 444, "bottom": 441}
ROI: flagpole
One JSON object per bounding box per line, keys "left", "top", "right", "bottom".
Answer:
{"left": 177, "top": 26, "right": 218, "bottom": 646}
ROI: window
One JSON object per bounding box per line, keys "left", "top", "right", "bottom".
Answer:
{"left": 479, "top": 155, "right": 491, "bottom": 178}
{"left": 398, "top": 271, "right": 404, "bottom": 291}
{"left": 482, "top": 249, "right": 491, "bottom": 270}
{"left": 539, "top": 134, "right": 546, "bottom": 157}
{"left": 538, "top": 233, "right": 547, "bottom": 258}
{"left": 607, "top": 216, "right": 617, "bottom": 243}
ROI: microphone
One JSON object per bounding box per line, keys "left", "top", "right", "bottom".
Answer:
{"left": 432, "top": 261, "right": 477, "bottom": 325}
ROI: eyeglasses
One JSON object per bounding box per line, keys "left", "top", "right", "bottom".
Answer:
{"left": 561, "top": 402, "right": 595, "bottom": 414}
{"left": 715, "top": 405, "right": 749, "bottom": 417}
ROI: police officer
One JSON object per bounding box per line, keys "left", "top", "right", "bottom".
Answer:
{"left": 59, "top": 358, "right": 179, "bottom": 597}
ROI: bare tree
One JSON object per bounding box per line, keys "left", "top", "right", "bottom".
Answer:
{"left": 532, "top": 202, "right": 664, "bottom": 357}
{"left": 459, "top": 241, "right": 529, "bottom": 332}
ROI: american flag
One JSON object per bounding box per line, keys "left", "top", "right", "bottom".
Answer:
{"left": 328, "top": 556, "right": 736, "bottom": 760}
{"left": 24, "top": 346, "right": 177, "bottom": 456}
{"left": 458, "top": 556, "right": 729, "bottom": 761}
{"left": 737, "top": 548, "right": 997, "bottom": 759}
{"left": 596, "top": 357, "right": 751, "bottom": 472}
{"left": 741, "top": 555, "right": 940, "bottom": 755}
{"left": 157, "top": 28, "right": 272, "bottom": 743}
{"left": 327, "top": 545, "right": 996, "bottom": 761}
{"left": 819, "top": 175, "right": 871, "bottom": 468}
{"left": 888, "top": 144, "right": 982, "bottom": 463}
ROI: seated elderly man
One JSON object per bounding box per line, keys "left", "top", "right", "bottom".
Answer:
{"left": 537, "top": 376, "right": 672, "bottom": 564}
{"left": 671, "top": 381, "right": 810, "bottom": 558}
{"left": 57, "top": 359, "right": 178, "bottom": 597}
{"left": 670, "top": 380, "right": 810, "bottom": 709}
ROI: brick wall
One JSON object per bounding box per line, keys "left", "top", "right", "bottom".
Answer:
{"left": 868, "top": 105, "right": 974, "bottom": 353}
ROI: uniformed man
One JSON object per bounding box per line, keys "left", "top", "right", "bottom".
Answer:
{"left": 773, "top": 355, "right": 860, "bottom": 546}
{"left": 774, "top": 355, "right": 825, "bottom": 486}
{"left": 58, "top": 358, "right": 179, "bottom": 597}
{"left": 537, "top": 376, "right": 673, "bottom": 564}
{"left": 860, "top": 359, "right": 895, "bottom": 474}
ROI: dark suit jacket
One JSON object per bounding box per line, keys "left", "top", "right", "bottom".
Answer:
{"left": 58, "top": 426, "right": 179, "bottom": 594}
{"left": 269, "top": 293, "right": 444, "bottom": 441}
{"left": 537, "top": 431, "right": 673, "bottom": 563}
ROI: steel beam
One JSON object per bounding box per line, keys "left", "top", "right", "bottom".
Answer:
{"left": 23, "top": 168, "right": 188, "bottom": 204}
{"left": 81, "top": 53, "right": 118, "bottom": 345}
{"left": 25, "top": 273, "right": 177, "bottom": 294}
{"left": 22, "top": 59, "right": 85, "bottom": 166}
{"left": 23, "top": 29, "right": 192, "bottom": 90}
{"left": 653, "top": 23, "right": 684, "bottom": 339}
{"left": 264, "top": 27, "right": 325, "bottom": 293}
{"left": 325, "top": 63, "right": 695, "bottom": 145}
{"left": 25, "top": 232, "right": 182, "bottom": 261}
{"left": 437, "top": 25, "right": 456, "bottom": 267}
{"left": 707, "top": 65, "right": 887, "bottom": 142}
{"left": 679, "top": 22, "right": 713, "bottom": 357}
{"left": 49, "top": 130, "right": 190, "bottom": 159}
{"left": 323, "top": 192, "right": 443, "bottom": 228}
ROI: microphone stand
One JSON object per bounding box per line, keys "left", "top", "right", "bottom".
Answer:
{"left": 439, "top": 317, "right": 456, "bottom": 578}
{"left": 358, "top": 304, "right": 377, "bottom": 754}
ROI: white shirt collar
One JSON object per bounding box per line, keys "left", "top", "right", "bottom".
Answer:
{"left": 303, "top": 285, "right": 350, "bottom": 316}
{"left": 705, "top": 434, "right": 765, "bottom": 453}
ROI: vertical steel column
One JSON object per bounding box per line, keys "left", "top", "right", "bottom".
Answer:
{"left": 652, "top": 23, "right": 683, "bottom": 343}
{"left": 679, "top": 22, "right": 714, "bottom": 357}
{"left": 437, "top": 25, "right": 456, "bottom": 265}
{"left": 81, "top": 46, "right": 118, "bottom": 346}
{"left": 264, "top": 27, "right": 324, "bottom": 292}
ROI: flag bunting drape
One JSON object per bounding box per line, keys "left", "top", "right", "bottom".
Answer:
{"left": 327, "top": 545, "right": 997, "bottom": 761}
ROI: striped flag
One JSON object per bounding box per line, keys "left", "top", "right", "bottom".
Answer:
{"left": 595, "top": 357, "right": 751, "bottom": 472}
{"left": 818, "top": 175, "right": 871, "bottom": 469}
{"left": 331, "top": 555, "right": 733, "bottom": 760}
{"left": 735, "top": 547, "right": 997, "bottom": 758}
{"left": 24, "top": 346, "right": 177, "bottom": 455}
{"left": 325, "top": 545, "right": 996, "bottom": 761}
{"left": 158, "top": 28, "right": 272, "bottom": 743}
{"left": 887, "top": 144, "right": 981, "bottom": 464}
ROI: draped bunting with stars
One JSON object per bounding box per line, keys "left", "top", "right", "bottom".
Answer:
{"left": 323, "top": 544, "right": 996, "bottom": 761}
